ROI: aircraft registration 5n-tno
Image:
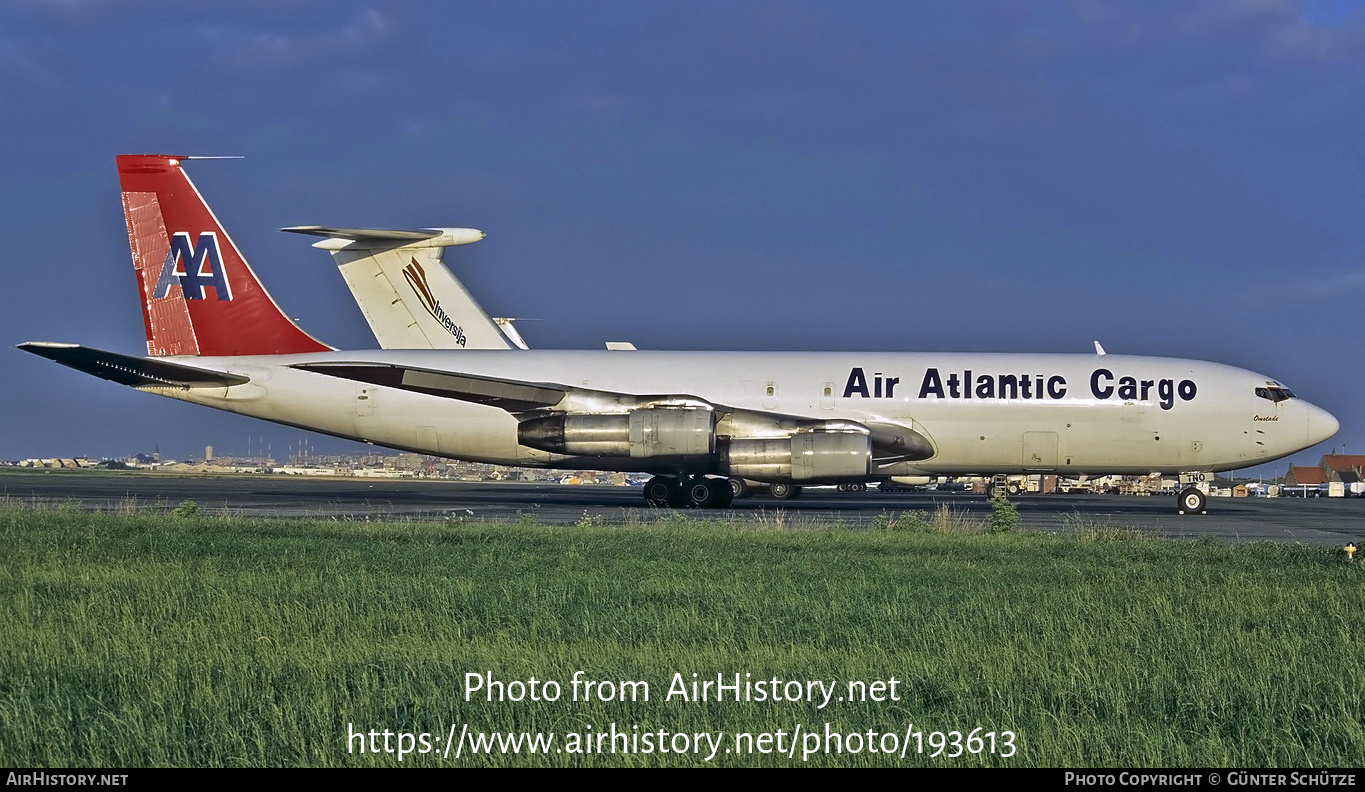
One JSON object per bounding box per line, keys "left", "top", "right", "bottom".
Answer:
{"left": 19, "top": 155, "right": 1339, "bottom": 514}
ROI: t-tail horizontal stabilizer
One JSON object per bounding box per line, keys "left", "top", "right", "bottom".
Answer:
{"left": 282, "top": 227, "right": 486, "bottom": 246}
{"left": 17, "top": 343, "right": 249, "bottom": 389}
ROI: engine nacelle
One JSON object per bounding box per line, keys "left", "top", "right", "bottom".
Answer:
{"left": 720, "top": 431, "right": 872, "bottom": 481}
{"left": 518, "top": 408, "right": 715, "bottom": 458}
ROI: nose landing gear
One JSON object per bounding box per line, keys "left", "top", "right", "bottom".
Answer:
{"left": 644, "top": 475, "right": 735, "bottom": 509}
{"left": 1176, "top": 487, "right": 1208, "bottom": 515}
{"left": 1175, "top": 472, "right": 1210, "bottom": 515}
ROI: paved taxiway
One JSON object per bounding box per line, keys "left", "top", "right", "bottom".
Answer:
{"left": 3, "top": 471, "right": 1361, "bottom": 545}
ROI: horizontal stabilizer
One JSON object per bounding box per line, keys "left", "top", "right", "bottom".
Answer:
{"left": 282, "top": 226, "right": 444, "bottom": 241}
{"left": 17, "top": 343, "right": 250, "bottom": 388}
{"left": 295, "top": 362, "right": 566, "bottom": 412}
{"left": 281, "top": 227, "right": 485, "bottom": 251}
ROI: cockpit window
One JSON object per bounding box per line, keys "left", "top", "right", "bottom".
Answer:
{"left": 1255, "top": 387, "right": 1294, "bottom": 403}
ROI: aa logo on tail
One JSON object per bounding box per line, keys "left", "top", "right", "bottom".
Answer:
{"left": 153, "top": 232, "right": 233, "bottom": 301}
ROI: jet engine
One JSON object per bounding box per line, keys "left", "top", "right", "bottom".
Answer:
{"left": 517, "top": 407, "right": 715, "bottom": 458}
{"left": 719, "top": 431, "right": 872, "bottom": 481}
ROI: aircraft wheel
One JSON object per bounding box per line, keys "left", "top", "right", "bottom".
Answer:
{"left": 1176, "top": 487, "right": 1207, "bottom": 515}
{"left": 1007, "top": 482, "right": 1021, "bottom": 496}
{"left": 713, "top": 478, "right": 735, "bottom": 508}
{"left": 644, "top": 477, "right": 675, "bottom": 508}
{"left": 769, "top": 483, "right": 801, "bottom": 500}
{"left": 728, "top": 477, "right": 751, "bottom": 499}
{"left": 685, "top": 478, "right": 716, "bottom": 508}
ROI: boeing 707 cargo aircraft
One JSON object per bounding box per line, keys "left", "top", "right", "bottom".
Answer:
{"left": 18, "top": 156, "right": 1339, "bottom": 513}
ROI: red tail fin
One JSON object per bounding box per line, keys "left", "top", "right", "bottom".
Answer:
{"left": 117, "top": 155, "right": 331, "bottom": 357}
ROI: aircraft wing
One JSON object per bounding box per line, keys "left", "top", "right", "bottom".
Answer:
{"left": 292, "top": 360, "right": 706, "bottom": 414}
{"left": 16, "top": 343, "right": 249, "bottom": 388}
{"left": 295, "top": 361, "right": 570, "bottom": 412}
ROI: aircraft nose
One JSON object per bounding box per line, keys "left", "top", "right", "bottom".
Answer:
{"left": 1306, "top": 402, "right": 1340, "bottom": 447}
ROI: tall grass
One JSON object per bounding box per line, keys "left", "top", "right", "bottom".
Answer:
{"left": 0, "top": 504, "right": 1361, "bottom": 766}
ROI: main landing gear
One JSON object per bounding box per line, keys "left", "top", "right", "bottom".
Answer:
{"left": 727, "top": 479, "right": 807, "bottom": 499}
{"left": 644, "top": 475, "right": 735, "bottom": 509}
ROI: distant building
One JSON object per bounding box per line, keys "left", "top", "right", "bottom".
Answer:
{"left": 1319, "top": 454, "right": 1365, "bottom": 485}
{"left": 1285, "top": 465, "right": 1328, "bottom": 487}
{"left": 1281, "top": 454, "right": 1365, "bottom": 497}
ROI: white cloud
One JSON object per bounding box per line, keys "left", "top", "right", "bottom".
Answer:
{"left": 230, "top": 8, "right": 393, "bottom": 68}
{"left": 1068, "top": 0, "right": 1365, "bottom": 61}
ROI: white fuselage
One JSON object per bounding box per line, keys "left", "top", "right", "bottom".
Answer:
{"left": 144, "top": 350, "right": 1336, "bottom": 476}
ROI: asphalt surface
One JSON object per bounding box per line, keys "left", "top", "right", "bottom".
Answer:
{"left": 3, "top": 470, "right": 1362, "bottom": 546}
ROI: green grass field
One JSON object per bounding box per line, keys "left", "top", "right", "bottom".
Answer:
{"left": 1, "top": 503, "right": 1361, "bottom": 767}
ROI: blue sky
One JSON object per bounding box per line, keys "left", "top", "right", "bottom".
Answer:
{"left": 2, "top": 1, "right": 1361, "bottom": 474}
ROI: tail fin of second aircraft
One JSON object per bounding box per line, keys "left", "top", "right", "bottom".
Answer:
{"left": 283, "top": 226, "right": 513, "bottom": 350}
{"left": 117, "top": 155, "right": 332, "bottom": 357}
